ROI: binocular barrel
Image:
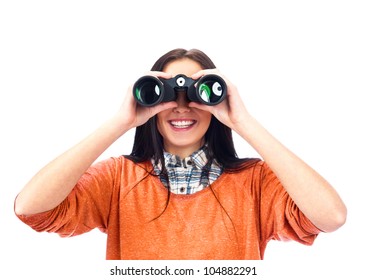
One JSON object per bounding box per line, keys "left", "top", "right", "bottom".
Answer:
{"left": 133, "top": 74, "right": 227, "bottom": 107}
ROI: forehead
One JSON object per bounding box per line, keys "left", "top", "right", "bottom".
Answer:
{"left": 163, "top": 58, "right": 203, "bottom": 77}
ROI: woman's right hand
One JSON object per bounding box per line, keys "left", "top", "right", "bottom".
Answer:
{"left": 116, "top": 71, "right": 177, "bottom": 130}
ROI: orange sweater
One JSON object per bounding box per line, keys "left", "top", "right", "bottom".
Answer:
{"left": 16, "top": 156, "right": 320, "bottom": 260}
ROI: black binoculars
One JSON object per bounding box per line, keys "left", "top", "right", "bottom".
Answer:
{"left": 133, "top": 74, "right": 227, "bottom": 107}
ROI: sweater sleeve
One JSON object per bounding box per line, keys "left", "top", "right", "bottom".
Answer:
{"left": 15, "top": 156, "right": 122, "bottom": 237}
{"left": 258, "top": 162, "right": 321, "bottom": 245}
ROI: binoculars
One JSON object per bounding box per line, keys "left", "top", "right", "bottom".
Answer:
{"left": 133, "top": 74, "right": 227, "bottom": 107}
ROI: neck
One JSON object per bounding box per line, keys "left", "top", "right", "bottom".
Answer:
{"left": 164, "top": 141, "right": 205, "bottom": 159}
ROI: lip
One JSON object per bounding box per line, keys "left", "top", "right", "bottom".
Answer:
{"left": 168, "top": 119, "right": 197, "bottom": 131}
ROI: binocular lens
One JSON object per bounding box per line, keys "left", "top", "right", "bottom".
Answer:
{"left": 198, "top": 80, "right": 224, "bottom": 104}
{"left": 134, "top": 77, "right": 162, "bottom": 106}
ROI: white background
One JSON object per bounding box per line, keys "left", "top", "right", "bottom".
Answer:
{"left": 1, "top": 1, "right": 365, "bottom": 279}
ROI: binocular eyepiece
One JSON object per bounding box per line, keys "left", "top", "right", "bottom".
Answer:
{"left": 133, "top": 74, "right": 227, "bottom": 107}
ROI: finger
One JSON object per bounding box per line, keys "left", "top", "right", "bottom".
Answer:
{"left": 148, "top": 71, "right": 173, "bottom": 79}
{"left": 141, "top": 71, "right": 173, "bottom": 80}
{"left": 191, "top": 69, "right": 219, "bottom": 80}
{"left": 156, "top": 71, "right": 173, "bottom": 79}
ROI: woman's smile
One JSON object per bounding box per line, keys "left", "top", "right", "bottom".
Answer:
{"left": 168, "top": 119, "right": 197, "bottom": 130}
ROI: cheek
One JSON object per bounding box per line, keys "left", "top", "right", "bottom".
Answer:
{"left": 201, "top": 113, "right": 212, "bottom": 130}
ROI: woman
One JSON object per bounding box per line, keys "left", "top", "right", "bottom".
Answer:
{"left": 15, "top": 48, "right": 347, "bottom": 259}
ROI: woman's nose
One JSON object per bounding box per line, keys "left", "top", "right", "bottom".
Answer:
{"left": 173, "top": 92, "right": 190, "bottom": 113}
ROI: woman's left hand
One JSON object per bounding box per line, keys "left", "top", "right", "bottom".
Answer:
{"left": 189, "top": 69, "right": 251, "bottom": 132}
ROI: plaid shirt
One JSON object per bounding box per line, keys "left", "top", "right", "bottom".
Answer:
{"left": 152, "top": 146, "right": 223, "bottom": 195}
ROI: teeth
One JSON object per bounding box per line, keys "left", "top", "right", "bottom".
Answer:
{"left": 170, "top": 120, "right": 195, "bottom": 128}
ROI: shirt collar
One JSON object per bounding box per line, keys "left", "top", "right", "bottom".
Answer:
{"left": 155, "top": 145, "right": 210, "bottom": 171}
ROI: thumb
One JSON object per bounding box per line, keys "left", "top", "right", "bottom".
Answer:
{"left": 149, "top": 101, "right": 177, "bottom": 115}
{"left": 188, "top": 102, "right": 214, "bottom": 113}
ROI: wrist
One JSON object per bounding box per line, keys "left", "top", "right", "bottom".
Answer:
{"left": 232, "top": 113, "right": 257, "bottom": 139}
{"left": 104, "top": 114, "right": 132, "bottom": 139}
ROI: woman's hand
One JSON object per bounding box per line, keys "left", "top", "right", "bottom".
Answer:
{"left": 116, "top": 71, "right": 177, "bottom": 130}
{"left": 189, "top": 69, "right": 252, "bottom": 133}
